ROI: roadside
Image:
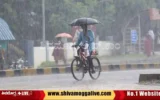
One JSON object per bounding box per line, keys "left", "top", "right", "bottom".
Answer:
{"left": 99, "top": 53, "right": 160, "bottom": 64}
{"left": 38, "top": 53, "right": 160, "bottom": 68}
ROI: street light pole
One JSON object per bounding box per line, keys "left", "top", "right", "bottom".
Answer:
{"left": 42, "top": 0, "right": 49, "bottom": 61}
{"left": 138, "top": 14, "right": 141, "bottom": 54}
{"left": 42, "top": 0, "right": 45, "bottom": 43}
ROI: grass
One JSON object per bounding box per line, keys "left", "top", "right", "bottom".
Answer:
{"left": 66, "top": 54, "right": 146, "bottom": 62}
{"left": 38, "top": 61, "right": 56, "bottom": 68}
{"left": 99, "top": 54, "right": 146, "bottom": 60}
{"left": 38, "top": 54, "right": 159, "bottom": 68}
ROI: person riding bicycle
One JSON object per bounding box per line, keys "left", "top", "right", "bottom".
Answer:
{"left": 73, "top": 24, "right": 96, "bottom": 73}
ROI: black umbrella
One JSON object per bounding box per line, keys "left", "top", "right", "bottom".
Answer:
{"left": 69, "top": 17, "right": 100, "bottom": 26}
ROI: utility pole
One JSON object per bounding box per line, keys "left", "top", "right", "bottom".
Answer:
{"left": 42, "top": 0, "right": 49, "bottom": 61}
{"left": 138, "top": 14, "right": 141, "bottom": 54}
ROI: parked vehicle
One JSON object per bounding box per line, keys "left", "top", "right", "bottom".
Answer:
{"left": 9, "top": 58, "right": 28, "bottom": 69}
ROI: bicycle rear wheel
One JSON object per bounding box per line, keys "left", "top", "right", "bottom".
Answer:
{"left": 89, "top": 57, "right": 101, "bottom": 80}
{"left": 71, "top": 58, "right": 84, "bottom": 81}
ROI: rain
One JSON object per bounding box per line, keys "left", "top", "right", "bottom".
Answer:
{"left": 0, "top": 0, "right": 160, "bottom": 90}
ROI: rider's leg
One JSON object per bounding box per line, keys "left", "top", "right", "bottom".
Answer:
{"left": 87, "top": 51, "right": 95, "bottom": 73}
{"left": 84, "top": 43, "right": 95, "bottom": 73}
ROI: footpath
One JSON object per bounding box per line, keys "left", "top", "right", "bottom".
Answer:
{"left": 54, "top": 53, "right": 160, "bottom": 67}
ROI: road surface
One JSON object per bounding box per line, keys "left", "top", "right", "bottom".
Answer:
{"left": 0, "top": 69, "right": 160, "bottom": 90}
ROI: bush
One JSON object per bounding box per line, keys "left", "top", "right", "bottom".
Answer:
{"left": 38, "top": 61, "right": 55, "bottom": 68}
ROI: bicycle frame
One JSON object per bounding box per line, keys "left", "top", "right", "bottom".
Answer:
{"left": 74, "top": 46, "right": 88, "bottom": 65}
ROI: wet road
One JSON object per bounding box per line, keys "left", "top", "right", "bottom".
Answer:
{"left": 0, "top": 69, "right": 160, "bottom": 90}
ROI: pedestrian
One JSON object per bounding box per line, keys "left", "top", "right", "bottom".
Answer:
{"left": 157, "top": 30, "right": 160, "bottom": 46}
{"left": 52, "top": 37, "right": 66, "bottom": 65}
{"left": 0, "top": 47, "right": 5, "bottom": 70}
{"left": 144, "top": 33, "right": 152, "bottom": 57}
{"left": 148, "top": 30, "right": 155, "bottom": 55}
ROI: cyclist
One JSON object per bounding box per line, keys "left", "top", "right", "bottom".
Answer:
{"left": 73, "top": 24, "right": 96, "bottom": 73}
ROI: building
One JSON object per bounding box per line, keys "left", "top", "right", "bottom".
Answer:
{"left": 0, "top": 18, "right": 15, "bottom": 50}
{"left": 0, "top": 18, "right": 15, "bottom": 66}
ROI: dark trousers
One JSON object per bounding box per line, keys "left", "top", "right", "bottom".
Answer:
{"left": 87, "top": 55, "right": 94, "bottom": 69}
{"left": 77, "top": 48, "right": 94, "bottom": 69}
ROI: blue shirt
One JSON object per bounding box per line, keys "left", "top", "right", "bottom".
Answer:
{"left": 75, "top": 30, "right": 95, "bottom": 52}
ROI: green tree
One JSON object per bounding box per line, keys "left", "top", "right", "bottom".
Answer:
{"left": 113, "top": 0, "right": 156, "bottom": 41}
{"left": 46, "top": 0, "right": 89, "bottom": 40}
{"left": 0, "top": 0, "right": 157, "bottom": 42}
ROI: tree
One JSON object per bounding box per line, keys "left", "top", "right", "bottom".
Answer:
{"left": 113, "top": 0, "right": 156, "bottom": 41}
{"left": 0, "top": 0, "right": 157, "bottom": 42}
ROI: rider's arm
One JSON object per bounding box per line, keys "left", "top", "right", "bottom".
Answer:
{"left": 75, "top": 32, "right": 82, "bottom": 46}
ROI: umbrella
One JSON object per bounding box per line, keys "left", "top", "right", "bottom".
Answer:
{"left": 69, "top": 17, "right": 100, "bottom": 26}
{"left": 55, "top": 33, "right": 72, "bottom": 38}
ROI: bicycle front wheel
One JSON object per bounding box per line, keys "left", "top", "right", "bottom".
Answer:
{"left": 71, "top": 58, "right": 84, "bottom": 81}
{"left": 89, "top": 57, "right": 101, "bottom": 80}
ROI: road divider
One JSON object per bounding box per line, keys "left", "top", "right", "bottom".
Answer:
{"left": 0, "top": 63, "right": 160, "bottom": 77}
{"left": 139, "top": 74, "right": 160, "bottom": 83}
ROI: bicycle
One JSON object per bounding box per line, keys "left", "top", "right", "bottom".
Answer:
{"left": 71, "top": 44, "right": 101, "bottom": 81}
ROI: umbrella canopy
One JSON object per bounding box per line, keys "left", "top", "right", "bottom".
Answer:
{"left": 70, "top": 17, "right": 100, "bottom": 26}
{"left": 55, "top": 33, "right": 72, "bottom": 38}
